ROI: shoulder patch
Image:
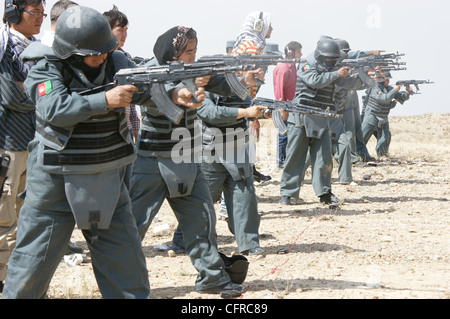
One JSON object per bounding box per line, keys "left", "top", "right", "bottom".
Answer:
{"left": 302, "top": 64, "right": 311, "bottom": 72}
{"left": 38, "top": 81, "right": 52, "bottom": 97}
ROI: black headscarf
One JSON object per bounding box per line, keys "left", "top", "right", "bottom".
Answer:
{"left": 153, "top": 26, "right": 196, "bottom": 65}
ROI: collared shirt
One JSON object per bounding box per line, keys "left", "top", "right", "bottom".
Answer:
{"left": 125, "top": 105, "right": 140, "bottom": 137}
{"left": 273, "top": 62, "right": 297, "bottom": 101}
{"left": 0, "top": 25, "right": 36, "bottom": 151}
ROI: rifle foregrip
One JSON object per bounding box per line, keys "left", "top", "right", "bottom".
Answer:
{"left": 150, "top": 84, "right": 184, "bottom": 125}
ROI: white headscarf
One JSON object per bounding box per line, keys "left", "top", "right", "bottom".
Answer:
{"left": 232, "top": 11, "right": 271, "bottom": 53}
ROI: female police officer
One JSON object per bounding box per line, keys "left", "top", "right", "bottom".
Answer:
{"left": 1, "top": 6, "right": 202, "bottom": 299}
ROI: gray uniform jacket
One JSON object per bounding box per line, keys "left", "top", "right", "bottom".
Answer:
{"left": 197, "top": 93, "right": 252, "bottom": 181}
{"left": 293, "top": 55, "right": 364, "bottom": 139}
{"left": 363, "top": 84, "right": 409, "bottom": 127}
{"left": 21, "top": 42, "right": 154, "bottom": 175}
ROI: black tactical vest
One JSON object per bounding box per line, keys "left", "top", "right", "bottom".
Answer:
{"left": 37, "top": 57, "right": 134, "bottom": 168}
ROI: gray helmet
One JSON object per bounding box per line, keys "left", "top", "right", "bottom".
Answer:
{"left": 52, "top": 6, "right": 118, "bottom": 59}
{"left": 314, "top": 39, "right": 341, "bottom": 60}
{"left": 334, "top": 38, "right": 351, "bottom": 52}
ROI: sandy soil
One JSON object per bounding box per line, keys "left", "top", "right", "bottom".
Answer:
{"left": 34, "top": 113, "right": 450, "bottom": 299}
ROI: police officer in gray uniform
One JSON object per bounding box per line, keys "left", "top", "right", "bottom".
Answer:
{"left": 129, "top": 26, "right": 246, "bottom": 297}
{"left": 279, "top": 39, "right": 364, "bottom": 206}
{"left": 361, "top": 71, "right": 410, "bottom": 158}
{"left": 197, "top": 93, "right": 267, "bottom": 257}
{"left": 335, "top": 38, "right": 380, "bottom": 163}
{"left": 331, "top": 38, "right": 374, "bottom": 182}
{"left": 1, "top": 6, "right": 159, "bottom": 299}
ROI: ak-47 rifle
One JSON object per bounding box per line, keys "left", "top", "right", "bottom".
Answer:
{"left": 79, "top": 60, "right": 258, "bottom": 125}
{"left": 197, "top": 53, "right": 299, "bottom": 86}
{"left": 395, "top": 79, "right": 434, "bottom": 95}
{"left": 251, "top": 97, "right": 342, "bottom": 136}
{"left": 1, "top": 154, "right": 10, "bottom": 199}
{"left": 340, "top": 54, "right": 407, "bottom": 89}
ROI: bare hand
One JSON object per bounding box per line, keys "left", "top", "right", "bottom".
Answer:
{"left": 105, "top": 85, "right": 137, "bottom": 109}
{"left": 337, "top": 67, "right": 351, "bottom": 77}
{"left": 246, "top": 105, "right": 267, "bottom": 118}
{"left": 171, "top": 87, "right": 205, "bottom": 109}
{"left": 195, "top": 76, "right": 211, "bottom": 87}
{"left": 369, "top": 50, "right": 385, "bottom": 56}
{"left": 279, "top": 109, "right": 289, "bottom": 121}
{"left": 242, "top": 68, "right": 265, "bottom": 87}
{"left": 17, "top": 81, "right": 24, "bottom": 91}
{"left": 248, "top": 118, "right": 260, "bottom": 140}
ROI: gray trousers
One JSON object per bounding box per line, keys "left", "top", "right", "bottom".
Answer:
{"left": 331, "top": 130, "right": 353, "bottom": 184}
{"left": 343, "top": 92, "right": 371, "bottom": 159}
{"left": 280, "top": 121, "right": 332, "bottom": 198}
{"left": 200, "top": 160, "right": 260, "bottom": 253}
{"left": 2, "top": 166, "right": 149, "bottom": 299}
{"left": 130, "top": 154, "right": 230, "bottom": 291}
{"left": 361, "top": 114, "right": 391, "bottom": 157}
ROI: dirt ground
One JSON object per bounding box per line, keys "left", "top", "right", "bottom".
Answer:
{"left": 39, "top": 113, "right": 449, "bottom": 299}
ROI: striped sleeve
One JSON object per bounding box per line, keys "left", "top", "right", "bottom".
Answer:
{"left": 233, "top": 41, "right": 260, "bottom": 98}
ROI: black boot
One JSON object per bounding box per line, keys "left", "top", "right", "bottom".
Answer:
{"left": 253, "top": 166, "right": 271, "bottom": 182}
{"left": 319, "top": 192, "right": 339, "bottom": 209}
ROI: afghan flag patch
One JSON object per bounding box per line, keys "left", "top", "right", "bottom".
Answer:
{"left": 38, "top": 80, "right": 52, "bottom": 97}
{"left": 302, "top": 64, "right": 311, "bottom": 72}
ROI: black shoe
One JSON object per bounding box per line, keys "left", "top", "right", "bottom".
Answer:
{"left": 65, "top": 244, "right": 84, "bottom": 255}
{"left": 279, "top": 195, "right": 291, "bottom": 205}
{"left": 361, "top": 155, "right": 376, "bottom": 162}
{"left": 319, "top": 192, "right": 339, "bottom": 208}
{"left": 201, "top": 282, "right": 244, "bottom": 299}
{"left": 0, "top": 281, "right": 4, "bottom": 293}
{"left": 170, "top": 243, "right": 186, "bottom": 254}
{"left": 242, "top": 247, "right": 265, "bottom": 257}
{"left": 253, "top": 167, "right": 271, "bottom": 182}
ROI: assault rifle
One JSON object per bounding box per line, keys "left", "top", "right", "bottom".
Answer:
{"left": 366, "top": 52, "right": 405, "bottom": 61}
{"left": 1, "top": 154, "right": 10, "bottom": 199}
{"left": 340, "top": 56, "right": 406, "bottom": 89}
{"left": 79, "top": 60, "right": 257, "bottom": 125}
{"left": 197, "top": 53, "right": 299, "bottom": 86}
{"left": 251, "top": 97, "right": 342, "bottom": 136}
{"left": 395, "top": 80, "right": 434, "bottom": 95}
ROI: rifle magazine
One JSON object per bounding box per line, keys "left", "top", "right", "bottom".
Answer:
{"left": 150, "top": 84, "right": 184, "bottom": 125}
{"left": 272, "top": 109, "right": 288, "bottom": 136}
{"left": 224, "top": 73, "right": 249, "bottom": 100}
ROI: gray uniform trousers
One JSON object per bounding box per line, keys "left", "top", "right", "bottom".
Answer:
{"left": 130, "top": 154, "right": 230, "bottom": 291}
{"left": 2, "top": 148, "right": 149, "bottom": 298}
{"left": 301, "top": 126, "right": 352, "bottom": 185}
{"left": 200, "top": 160, "right": 260, "bottom": 253}
{"left": 345, "top": 92, "right": 371, "bottom": 159}
{"left": 330, "top": 120, "right": 353, "bottom": 184}
{"left": 280, "top": 113, "right": 333, "bottom": 199}
{"left": 361, "top": 111, "right": 391, "bottom": 157}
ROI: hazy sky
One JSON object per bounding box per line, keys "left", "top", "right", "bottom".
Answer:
{"left": 5, "top": 0, "right": 449, "bottom": 116}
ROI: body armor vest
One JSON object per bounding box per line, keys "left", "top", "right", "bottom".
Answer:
{"left": 365, "top": 86, "right": 393, "bottom": 117}
{"left": 296, "top": 78, "right": 336, "bottom": 112}
{"left": 36, "top": 57, "right": 134, "bottom": 174}
{"left": 139, "top": 106, "right": 201, "bottom": 159}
